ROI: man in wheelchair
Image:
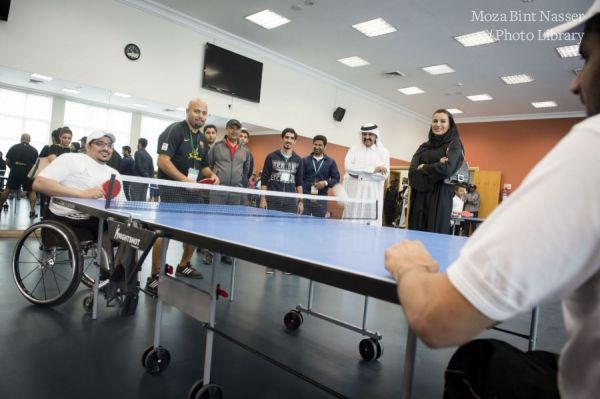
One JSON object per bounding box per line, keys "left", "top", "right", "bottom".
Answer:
{"left": 32, "top": 130, "right": 126, "bottom": 282}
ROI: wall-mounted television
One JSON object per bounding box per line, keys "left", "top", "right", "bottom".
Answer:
{"left": 202, "top": 43, "right": 263, "bottom": 103}
{"left": 0, "top": 0, "right": 11, "bottom": 21}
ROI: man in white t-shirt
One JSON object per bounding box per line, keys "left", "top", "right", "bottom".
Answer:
{"left": 384, "top": 6, "right": 600, "bottom": 399}
{"left": 33, "top": 130, "right": 125, "bottom": 240}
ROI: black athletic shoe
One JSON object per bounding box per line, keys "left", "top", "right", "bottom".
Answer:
{"left": 145, "top": 275, "right": 159, "bottom": 296}
{"left": 175, "top": 263, "right": 204, "bottom": 279}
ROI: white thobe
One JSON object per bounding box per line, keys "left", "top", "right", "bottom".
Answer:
{"left": 342, "top": 144, "right": 390, "bottom": 225}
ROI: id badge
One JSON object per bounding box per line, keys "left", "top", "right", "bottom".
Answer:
{"left": 187, "top": 168, "right": 199, "bottom": 181}
{"left": 280, "top": 172, "right": 291, "bottom": 182}
{"left": 311, "top": 185, "right": 318, "bottom": 195}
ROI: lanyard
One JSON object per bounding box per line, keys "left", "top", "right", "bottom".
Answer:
{"left": 312, "top": 157, "right": 324, "bottom": 174}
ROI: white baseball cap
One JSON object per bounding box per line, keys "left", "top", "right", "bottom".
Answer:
{"left": 86, "top": 130, "right": 116, "bottom": 143}
{"left": 544, "top": 0, "right": 600, "bottom": 37}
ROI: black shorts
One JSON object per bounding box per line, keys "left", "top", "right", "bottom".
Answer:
{"left": 46, "top": 211, "right": 104, "bottom": 242}
{"left": 7, "top": 173, "right": 33, "bottom": 191}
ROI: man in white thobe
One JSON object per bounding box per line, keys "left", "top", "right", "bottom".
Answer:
{"left": 342, "top": 123, "right": 390, "bottom": 225}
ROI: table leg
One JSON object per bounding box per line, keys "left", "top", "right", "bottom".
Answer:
{"left": 202, "top": 251, "right": 220, "bottom": 384}
{"left": 91, "top": 218, "right": 105, "bottom": 320}
{"left": 401, "top": 327, "right": 417, "bottom": 399}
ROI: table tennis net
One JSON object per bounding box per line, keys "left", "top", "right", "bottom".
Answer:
{"left": 109, "top": 175, "right": 377, "bottom": 220}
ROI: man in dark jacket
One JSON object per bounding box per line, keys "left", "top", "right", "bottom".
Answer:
{"left": 130, "top": 138, "right": 154, "bottom": 201}
{"left": 120, "top": 146, "right": 135, "bottom": 200}
{"left": 302, "top": 134, "right": 340, "bottom": 217}
{"left": 260, "top": 128, "right": 304, "bottom": 215}
{"left": 0, "top": 134, "right": 39, "bottom": 217}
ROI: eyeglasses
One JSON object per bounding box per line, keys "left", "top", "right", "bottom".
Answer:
{"left": 92, "top": 140, "right": 114, "bottom": 149}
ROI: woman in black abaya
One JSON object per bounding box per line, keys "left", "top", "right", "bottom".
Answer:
{"left": 408, "top": 109, "right": 464, "bottom": 234}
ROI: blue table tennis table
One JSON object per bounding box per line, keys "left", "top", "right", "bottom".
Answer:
{"left": 57, "top": 197, "right": 534, "bottom": 398}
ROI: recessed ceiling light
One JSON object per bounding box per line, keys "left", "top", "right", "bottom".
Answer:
{"left": 397, "top": 86, "right": 425, "bottom": 95}
{"left": 352, "top": 18, "right": 397, "bottom": 37}
{"left": 454, "top": 30, "right": 497, "bottom": 47}
{"left": 500, "top": 74, "right": 534, "bottom": 85}
{"left": 555, "top": 44, "right": 579, "bottom": 58}
{"left": 246, "top": 9, "right": 290, "bottom": 29}
{"left": 113, "top": 92, "right": 131, "bottom": 98}
{"left": 30, "top": 73, "right": 53, "bottom": 81}
{"left": 446, "top": 108, "right": 463, "bottom": 114}
{"left": 421, "top": 64, "right": 455, "bottom": 75}
{"left": 131, "top": 103, "right": 148, "bottom": 108}
{"left": 61, "top": 88, "right": 80, "bottom": 94}
{"left": 531, "top": 101, "right": 557, "bottom": 108}
{"left": 337, "top": 56, "right": 370, "bottom": 67}
{"left": 467, "top": 94, "right": 493, "bottom": 102}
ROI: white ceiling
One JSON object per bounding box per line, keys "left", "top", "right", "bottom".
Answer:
{"left": 0, "top": 0, "right": 589, "bottom": 125}
{"left": 145, "top": 0, "right": 589, "bottom": 121}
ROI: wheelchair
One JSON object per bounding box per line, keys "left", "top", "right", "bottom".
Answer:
{"left": 12, "top": 220, "right": 110, "bottom": 307}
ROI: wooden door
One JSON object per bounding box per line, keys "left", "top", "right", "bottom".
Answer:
{"left": 473, "top": 171, "right": 501, "bottom": 218}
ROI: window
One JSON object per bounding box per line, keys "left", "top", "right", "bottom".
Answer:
{"left": 0, "top": 88, "right": 53, "bottom": 159}
{"left": 64, "top": 101, "right": 132, "bottom": 149}
{"left": 140, "top": 115, "right": 177, "bottom": 167}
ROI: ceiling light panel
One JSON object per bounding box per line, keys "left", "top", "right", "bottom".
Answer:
{"left": 501, "top": 74, "right": 534, "bottom": 85}
{"left": 467, "top": 94, "right": 493, "bottom": 101}
{"left": 421, "top": 64, "right": 455, "bottom": 75}
{"left": 131, "top": 103, "right": 148, "bottom": 108}
{"left": 352, "top": 18, "right": 397, "bottom": 37}
{"left": 454, "top": 30, "right": 497, "bottom": 47}
{"left": 337, "top": 56, "right": 370, "bottom": 67}
{"left": 446, "top": 108, "right": 463, "bottom": 114}
{"left": 246, "top": 9, "right": 290, "bottom": 29}
{"left": 555, "top": 45, "right": 579, "bottom": 58}
{"left": 61, "top": 88, "right": 80, "bottom": 94}
{"left": 397, "top": 86, "right": 425, "bottom": 95}
{"left": 531, "top": 101, "right": 557, "bottom": 108}
{"left": 113, "top": 92, "right": 131, "bottom": 98}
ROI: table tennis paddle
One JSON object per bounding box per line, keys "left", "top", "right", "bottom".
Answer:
{"left": 199, "top": 178, "right": 216, "bottom": 185}
{"left": 102, "top": 179, "right": 122, "bottom": 199}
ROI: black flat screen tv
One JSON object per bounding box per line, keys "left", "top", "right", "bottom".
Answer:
{"left": 202, "top": 43, "right": 263, "bottom": 103}
{"left": 0, "top": 0, "right": 11, "bottom": 21}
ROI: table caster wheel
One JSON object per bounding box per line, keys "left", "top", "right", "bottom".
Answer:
{"left": 83, "top": 296, "right": 93, "bottom": 312}
{"left": 359, "top": 338, "right": 383, "bottom": 361}
{"left": 142, "top": 345, "right": 171, "bottom": 374}
{"left": 188, "top": 379, "right": 223, "bottom": 399}
{"left": 283, "top": 309, "right": 303, "bottom": 330}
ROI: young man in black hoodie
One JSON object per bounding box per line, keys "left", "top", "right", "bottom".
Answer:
{"left": 259, "top": 128, "right": 304, "bottom": 215}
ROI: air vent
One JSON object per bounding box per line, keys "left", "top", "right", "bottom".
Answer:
{"left": 29, "top": 78, "right": 44, "bottom": 84}
{"left": 384, "top": 71, "right": 405, "bottom": 77}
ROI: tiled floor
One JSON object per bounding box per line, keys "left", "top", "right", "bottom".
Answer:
{"left": 0, "top": 206, "right": 567, "bottom": 398}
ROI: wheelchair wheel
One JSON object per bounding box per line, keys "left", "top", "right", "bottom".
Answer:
{"left": 80, "top": 246, "right": 110, "bottom": 289}
{"left": 12, "top": 221, "right": 83, "bottom": 306}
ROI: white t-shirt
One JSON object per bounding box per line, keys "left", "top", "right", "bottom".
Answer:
{"left": 452, "top": 195, "right": 464, "bottom": 214}
{"left": 447, "top": 114, "right": 600, "bottom": 399}
{"left": 39, "top": 152, "right": 125, "bottom": 219}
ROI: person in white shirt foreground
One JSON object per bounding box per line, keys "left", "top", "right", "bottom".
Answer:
{"left": 384, "top": 5, "right": 600, "bottom": 398}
